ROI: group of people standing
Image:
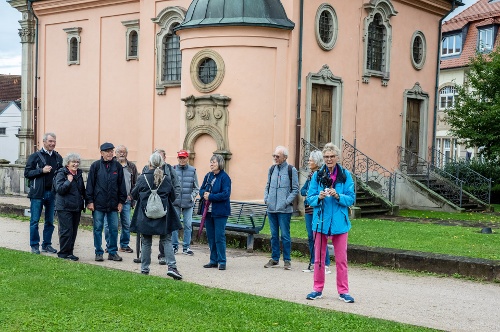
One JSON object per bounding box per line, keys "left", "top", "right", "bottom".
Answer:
{"left": 25, "top": 133, "right": 355, "bottom": 302}
{"left": 24, "top": 132, "right": 203, "bottom": 280}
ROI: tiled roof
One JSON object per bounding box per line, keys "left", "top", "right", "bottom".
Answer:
{"left": 441, "top": 0, "right": 500, "bottom": 69}
{"left": 0, "top": 74, "right": 21, "bottom": 102}
{"left": 444, "top": 0, "right": 500, "bottom": 32}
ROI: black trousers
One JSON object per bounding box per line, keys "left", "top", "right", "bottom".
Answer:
{"left": 57, "top": 210, "right": 81, "bottom": 257}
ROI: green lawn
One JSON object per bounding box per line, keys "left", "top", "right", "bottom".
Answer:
{"left": 399, "top": 209, "right": 500, "bottom": 223}
{"left": 260, "top": 214, "right": 500, "bottom": 260}
{"left": 0, "top": 248, "right": 435, "bottom": 332}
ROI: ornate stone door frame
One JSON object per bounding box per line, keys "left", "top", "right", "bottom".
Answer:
{"left": 305, "top": 65, "right": 343, "bottom": 149}
{"left": 181, "top": 94, "right": 232, "bottom": 163}
{"left": 401, "top": 82, "right": 429, "bottom": 162}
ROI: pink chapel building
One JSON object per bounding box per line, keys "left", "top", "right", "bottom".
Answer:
{"left": 5, "top": 0, "right": 462, "bottom": 210}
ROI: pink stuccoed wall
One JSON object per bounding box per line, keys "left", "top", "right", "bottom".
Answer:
{"left": 31, "top": 0, "right": 451, "bottom": 201}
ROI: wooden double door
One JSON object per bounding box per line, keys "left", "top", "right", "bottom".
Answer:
{"left": 310, "top": 84, "right": 333, "bottom": 150}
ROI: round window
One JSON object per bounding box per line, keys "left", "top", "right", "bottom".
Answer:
{"left": 411, "top": 31, "right": 426, "bottom": 70}
{"left": 315, "top": 4, "right": 338, "bottom": 51}
{"left": 190, "top": 49, "right": 225, "bottom": 93}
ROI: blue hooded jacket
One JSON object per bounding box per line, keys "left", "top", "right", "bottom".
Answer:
{"left": 307, "top": 164, "right": 355, "bottom": 235}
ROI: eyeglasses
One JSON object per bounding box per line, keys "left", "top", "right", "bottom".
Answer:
{"left": 272, "top": 154, "right": 282, "bottom": 158}
{"left": 178, "top": 156, "right": 187, "bottom": 159}
{"left": 323, "top": 155, "right": 338, "bottom": 159}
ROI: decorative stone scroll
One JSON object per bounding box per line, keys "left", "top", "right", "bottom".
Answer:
{"left": 182, "top": 94, "right": 232, "bottom": 162}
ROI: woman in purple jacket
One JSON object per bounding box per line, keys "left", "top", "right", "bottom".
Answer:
{"left": 199, "top": 154, "right": 231, "bottom": 270}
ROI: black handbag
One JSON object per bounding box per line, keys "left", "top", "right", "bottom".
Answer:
{"left": 197, "top": 197, "right": 205, "bottom": 215}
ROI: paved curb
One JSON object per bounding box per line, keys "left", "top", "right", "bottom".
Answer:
{"left": 1, "top": 202, "right": 499, "bottom": 281}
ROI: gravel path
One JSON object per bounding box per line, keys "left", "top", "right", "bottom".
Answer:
{"left": 1, "top": 215, "right": 499, "bottom": 331}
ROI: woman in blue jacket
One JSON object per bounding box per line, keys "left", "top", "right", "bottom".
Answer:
{"left": 306, "top": 143, "right": 356, "bottom": 303}
{"left": 200, "top": 154, "right": 231, "bottom": 270}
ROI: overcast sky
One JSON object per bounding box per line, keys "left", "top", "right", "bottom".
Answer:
{"left": 0, "top": 0, "right": 22, "bottom": 75}
{"left": 0, "top": 0, "right": 478, "bottom": 76}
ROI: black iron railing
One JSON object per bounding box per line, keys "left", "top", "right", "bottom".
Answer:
{"left": 398, "top": 146, "right": 464, "bottom": 207}
{"left": 301, "top": 138, "right": 396, "bottom": 202}
{"left": 429, "top": 147, "right": 491, "bottom": 204}
{"left": 342, "top": 139, "right": 396, "bottom": 202}
{"left": 300, "top": 138, "right": 320, "bottom": 170}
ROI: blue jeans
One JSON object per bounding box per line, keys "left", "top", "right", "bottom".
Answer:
{"left": 205, "top": 213, "right": 227, "bottom": 265}
{"left": 268, "top": 212, "right": 292, "bottom": 262}
{"left": 93, "top": 210, "right": 118, "bottom": 255}
{"left": 172, "top": 206, "right": 193, "bottom": 250}
{"left": 104, "top": 201, "right": 131, "bottom": 249}
{"left": 305, "top": 213, "right": 330, "bottom": 266}
{"left": 29, "top": 190, "right": 55, "bottom": 248}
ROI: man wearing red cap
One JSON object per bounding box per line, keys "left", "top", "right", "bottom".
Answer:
{"left": 172, "top": 150, "right": 199, "bottom": 256}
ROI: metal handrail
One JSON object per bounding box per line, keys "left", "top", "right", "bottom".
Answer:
{"left": 429, "top": 147, "right": 491, "bottom": 204}
{"left": 398, "top": 146, "right": 465, "bottom": 207}
{"left": 301, "top": 138, "right": 396, "bottom": 202}
{"left": 342, "top": 139, "right": 396, "bottom": 202}
{"left": 300, "top": 138, "right": 320, "bottom": 170}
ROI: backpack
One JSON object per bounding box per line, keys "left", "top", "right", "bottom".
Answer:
{"left": 26, "top": 150, "right": 61, "bottom": 192}
{"left": 143, "top": 174, "right": 167, "bottom": 219}
{"left": 267, "top": 164, "right": 293, "bottom": 194}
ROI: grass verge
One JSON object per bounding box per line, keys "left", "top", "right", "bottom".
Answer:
{"left": 260, "top": 217, "right": 499, "bottom": 260}
{"left": 0, "top": 248, "right": 436, "bottom": 332}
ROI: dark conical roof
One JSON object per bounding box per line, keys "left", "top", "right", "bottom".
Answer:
{"left": 176, "top": 0, "right": 295, "bottom": 31}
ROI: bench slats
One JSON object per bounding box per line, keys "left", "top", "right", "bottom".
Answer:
{"left": 191, "top": 199, "right": 267, "bottom": 251}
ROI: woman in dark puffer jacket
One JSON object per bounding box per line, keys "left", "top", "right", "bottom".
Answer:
{"left": 54, "top": 153, "right": 86, "bottom": 261}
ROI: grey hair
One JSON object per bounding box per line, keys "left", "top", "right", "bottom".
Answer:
{"left": 64, "top": 152, "right": 80, "bottom": 166}
{"left": 210, "top": 154, "right": 225, "bottom": 171}
{"left": 275, "top": 145, "right": 289, "bottom": 157}
{"left": 149, "top": 152, "right": 165, "bottom": 186}
{"left": 309, "top": 150, "right": 324, "bottom": 168}
{"left": 115, "top": 145, "right": 128, "bottom": 153}
{"left": 153, "top": 148, "right": 165, "bottom": 155}
{"left": 322, "top": 143, "right": 341, "bottom": 156}
{"left": 43, "top": 132, "right": 56, "bottom": 141}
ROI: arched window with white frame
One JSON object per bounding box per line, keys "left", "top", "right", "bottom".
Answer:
{"left": 362, "top": 0, "right": 397, "bottom": 86}
{"left": 152, "top": 7, "right": 185, "bottom": 95}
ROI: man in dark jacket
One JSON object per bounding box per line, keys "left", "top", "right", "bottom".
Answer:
{"left": 24, "top": 132, "right": 63, "bottom": 254}
{"left": 103, "top": 145, "right": 138, "bottom": 254}
{"left": 86, "top": 142, "right": 127, "bottom": 262}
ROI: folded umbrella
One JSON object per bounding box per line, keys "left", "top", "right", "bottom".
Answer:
{"left": 197, "top": 199, "right": 211, "bottom": 240}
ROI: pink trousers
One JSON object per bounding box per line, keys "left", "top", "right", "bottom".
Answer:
{"left": 312, "top": 232, "right": 349, "bottom": 294}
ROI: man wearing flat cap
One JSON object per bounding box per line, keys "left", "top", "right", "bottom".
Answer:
{"left": 86, "top": 142, "right": 127, "bottom": 262}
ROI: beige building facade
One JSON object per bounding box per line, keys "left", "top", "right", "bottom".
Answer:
{"left": 6, "top": 0, "right": 457, "bottom": 201}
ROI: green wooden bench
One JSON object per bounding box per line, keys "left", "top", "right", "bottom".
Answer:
{"left": 192, "top": 199, "right": 268, "bottom": 252}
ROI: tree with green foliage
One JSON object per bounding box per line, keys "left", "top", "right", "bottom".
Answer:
{"left": 446, "top": 48, "right": 500, "bottom": 161}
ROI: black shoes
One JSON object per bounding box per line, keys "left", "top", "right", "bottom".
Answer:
{"left": 203, "top": 263, "right": 225, "bottom": 270}
{"left": 41, "top": 245, "right": 58, "bottom": 254}
{"left": 167, "top": 267, "right": 183, "bottom": 280}
{"left": 108, "top": 253, "right": 123, "bottom": 261}
{"left": 60, "top": 254, "right": 79, "bottom": 261}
